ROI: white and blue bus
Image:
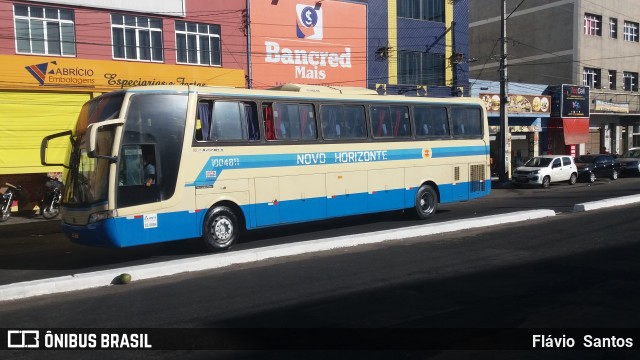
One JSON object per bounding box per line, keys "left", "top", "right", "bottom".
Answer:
{"left": 41, "top": 84, "right": 490, "bottom": 251}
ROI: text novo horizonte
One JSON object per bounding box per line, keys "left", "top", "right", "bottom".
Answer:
{"left": 296, "top": 151, "right": 388, "bottom": 165}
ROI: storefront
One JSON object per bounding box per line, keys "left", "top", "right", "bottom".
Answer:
{"left": 545, "top": 84, "right": 590, "bottom": 157}
{"left": 478, "top": 89, "right": 551, "bottom": 177}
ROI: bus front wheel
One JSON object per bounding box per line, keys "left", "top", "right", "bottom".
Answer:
{"left": 415, "top": 184, "right": 438, "bottom": 220}
{"left": 203, "top": 206, "right": 239, "bottom": 251}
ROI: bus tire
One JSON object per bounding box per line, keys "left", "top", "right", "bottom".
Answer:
{"left": 202, "top": 206, "right": 239, "bottom": 251}
{"left": 415, "top": 184, "right": 438, "bottom": 220}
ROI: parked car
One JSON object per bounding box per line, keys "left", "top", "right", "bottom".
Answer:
{"left": 575, "top": 154, "right": 620, "bottom": 183}
{"left": 512, "top": 155, "right": 578, "bottom": 188}
{"left": 616, "top": 147, "right": 640, "bottom": 175}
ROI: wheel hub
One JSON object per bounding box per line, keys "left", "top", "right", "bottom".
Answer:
{"left": 214, "top": 217, "right": 233, "bottom": 242}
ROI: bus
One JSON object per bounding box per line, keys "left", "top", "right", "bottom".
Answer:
{"left": 41, "top": 84, "right": 490, "bottom": 251}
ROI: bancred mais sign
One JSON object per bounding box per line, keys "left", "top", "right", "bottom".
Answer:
{"left": 250, "top": 0, "right": 367, "bottom": 88}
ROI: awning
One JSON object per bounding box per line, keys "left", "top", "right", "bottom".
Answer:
{"left": 562, "top": 118, "right": 589, "bottom": 145}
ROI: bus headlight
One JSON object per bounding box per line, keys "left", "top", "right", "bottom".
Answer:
{"left": 89, "top": 210, "right": 117, "bottom": 224}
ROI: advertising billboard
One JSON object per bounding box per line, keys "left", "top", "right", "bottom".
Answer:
{"left": 250, "top": 0, "right": 367, "bottom": 88}
{"left": 547, "top": 85, "right": 590, "bottom": 118}
{"left": 0, "top": 55, "right": 246, "bottom": 92}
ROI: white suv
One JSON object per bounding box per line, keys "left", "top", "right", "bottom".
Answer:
{"left": 512, "top": 155, "right": 578, "bottom": 188}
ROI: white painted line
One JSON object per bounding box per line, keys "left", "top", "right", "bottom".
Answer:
{"left": 573, "top": 194, "right": 640, "bottom": 212}
{"left": 0, "top": 209, "right": 556, "bottom": 302}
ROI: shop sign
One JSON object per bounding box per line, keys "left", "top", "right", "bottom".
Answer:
{"left": 249, "top": 0, "right": 367, "bottom": 88}
{"left": 480, "top": 93, "right": 551, "bottom": 114}
{"left": 489, "top": 125, "right": 541, "bottom": 134}
{"left": 594, "top": 99, "right": 629, "bottom": 113}
{"left": 2, "top": 55, "right": 245, "bottom": 92}
{"left": 548, "top": 85, "right": 590, "bottom": 118}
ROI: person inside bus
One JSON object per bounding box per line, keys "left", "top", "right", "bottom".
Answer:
{"left": 143, "top": 151, "right": 156, "bottom": 187}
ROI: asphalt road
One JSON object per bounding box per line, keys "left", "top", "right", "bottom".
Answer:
{"left": 1, "top": 201, "right": 638, "bottom": 359}
{"left": 0, "top": 177, "right": 639, "bottom": 288}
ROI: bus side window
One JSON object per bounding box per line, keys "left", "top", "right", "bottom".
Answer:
{"left": 451, "top": 107, "right": 482, "bottom": 138}
{"left": 211, "top": 101, "right": 244, "bottom": 140}
{"left": 299, "top": 104, "right": 317, "bottom": 139}
{"left": 371, "top": 106, "right": 393, "bottom": 138}
{"left": 346, "top": 105, "right": 367, "bottom": 139}
{"left": 264, "top": 104, "right": 276, "bottom": 140}
{"left": 321, "top": 105, "right": 340, "bottom": 139}
{"left": 245, "top": 103, "right": 260, "bottom": 140}
{"left": 391, "top": 106, "right": 410, "bottom": 137}
{"left": 415, "top": 106, "right": 449, "bottom": 138}
{"left": 274, "top": 104, "right": 289, "bottom": 139}
{"left": 196, "top": 100, "right": 212, "bottom": 141}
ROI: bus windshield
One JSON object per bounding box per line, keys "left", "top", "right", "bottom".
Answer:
{"left": 64, "top": 93, "right": 125, "bottom": 207}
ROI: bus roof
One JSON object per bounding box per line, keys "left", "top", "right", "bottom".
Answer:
{"left": 125, "top": 84, "right": 484, "bottom": 106}
{"left": 268, "top": 83, "right": 379, "bottom": 95}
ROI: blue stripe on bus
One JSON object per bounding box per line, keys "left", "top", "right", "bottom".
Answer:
{"left": 431, "top": 146, "right": 488, "bottom": 158}
{"left": 63, "top": 180, "right": 490, "bottom": 248}
{"left": 187, "top": 146, "right": 488, "bottom": 187}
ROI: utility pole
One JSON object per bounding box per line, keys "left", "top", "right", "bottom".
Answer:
{"left": 498, "top": 0, "right": 509, "bottom": 183}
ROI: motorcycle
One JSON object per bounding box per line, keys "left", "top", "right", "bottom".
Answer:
{"left": 40, "top": 176, "right": 63, "bottom": 219}
{"left": 0, "top": 183, "right": 22, "bottom": 222}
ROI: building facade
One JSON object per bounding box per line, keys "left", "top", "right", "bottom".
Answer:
{"left": 368, "top": 0, "right": 470, "bottom": 97}
{"left": 469, "top": 0, "right": 640, "bottom": 156}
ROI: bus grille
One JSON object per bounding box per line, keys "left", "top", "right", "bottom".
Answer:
{"left": 470, "top": 164, "right": 486, "bottom": 192}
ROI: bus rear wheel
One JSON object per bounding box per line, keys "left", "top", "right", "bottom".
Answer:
{"left": 202, "top": 206, "right": 239, "bottom": 251}
{"left": 415, "top": 184, "right": 438, "bottom": 220}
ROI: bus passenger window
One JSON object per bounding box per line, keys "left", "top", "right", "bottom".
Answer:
{"left": 372, "top": 106, "right": 408, "bottom": 138}
{"left": 245, "top": 104, "right": 260, "bottom": 140}
{"left": 391, "top": 106, "right": 410, "bottom": 137}
{"left": 273, "top": 105, "right": 289, "bottom": 139}
{"left": 299, "top": 104, "right": 316, "bottom": 140}
{"left": 196, "top": 100, "right": 213, "bottom": 141}
{"left": 451, "top": 107, "right": 482, "bottom": 138}
{"left": 211, "top": 102, "right": 244, "bottom": 140}
{"left": 321, "top": 104, "right": 366, "bottom": 140}
{"left": 345, "top": 105, "right": 367, "bottom": 138}
{"left": 415, "top": 106, "right": 448, "bottom": 138}
{"left": 264, "top": 105, "right": 276, "bottom": 140}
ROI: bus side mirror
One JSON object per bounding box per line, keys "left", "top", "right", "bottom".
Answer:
{"left": 41, "top": 130, "right": 73, "bottom": 167}
{"left": 87, "top": 119, "right": 124, "bottom": 162}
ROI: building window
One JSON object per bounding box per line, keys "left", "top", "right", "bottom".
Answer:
{"left": 623, "top": 71, "right": 638, "bottom": 91}
{"left": 398, "top": 51, "right": 445, "bottom": 86}
{"left": 623, "top": 21, "right": 639, "bottom": 42}
{"left": 14, "top": 4, "right": 76, "bottom": 56}
{"left": 175, "top": 21, "right": 221, "bottom": 66}
{"left": 397, "top": 0, "right": 445, "bottom": 23}
{"left": 609, "top": 70, "right": 617, "bottom": 90}
{"left": 111, "top": 14, "right": 163, "bottom": 61}
{"left": 583, "top": 13, "right": 601, "bottom": 36}
{"left": 610, "top": 18, "right": 618, "bottom": 39}
{"left": 583, "top": 68, "right": 601, "bottom": 89}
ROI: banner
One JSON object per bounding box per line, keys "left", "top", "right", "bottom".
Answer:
{"left": 0, "top": 55, "right": 245, "bottom": 92}
{"left": 480, "top": 93, "right": 551, "bottom": 114}
{"left": 250, "top": 0, "right": 367, "bottom": 88}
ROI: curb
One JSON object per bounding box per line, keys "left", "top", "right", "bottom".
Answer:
{"left": 573, "top": 194, "right": 640, "bottom": 212}
{"left": 0, "top": 209, "right": 556, "bottom": 302}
